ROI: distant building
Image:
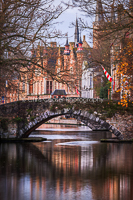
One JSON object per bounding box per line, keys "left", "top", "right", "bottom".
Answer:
{"left": 81, "top": 61, "right": 94, "bottom": 98}
{"left": 81, "top": 61, "right": 103, "bottom": 99}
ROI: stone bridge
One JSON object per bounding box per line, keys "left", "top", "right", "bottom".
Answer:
{"left": 0, "top": 98, "right": 123, "bottom": 140}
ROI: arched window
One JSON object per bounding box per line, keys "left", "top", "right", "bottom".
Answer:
{"left": 46, "top": 81, "right": 52, "bottom": 94}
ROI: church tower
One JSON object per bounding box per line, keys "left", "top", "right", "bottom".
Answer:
{"left": 74, "top": 17, "right": 79, "bottom": 47}
{"left": 95, "top": 0, "right": 104, "bottom": 23}
{"left": 93, "top": 0, "right": 104, "bottom": 49}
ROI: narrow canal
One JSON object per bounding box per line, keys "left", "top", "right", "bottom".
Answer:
{"left": 0, "top": 123, "right": 133, "bottom": 200}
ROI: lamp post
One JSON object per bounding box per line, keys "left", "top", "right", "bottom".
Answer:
{"left": 5, "top": 80, "right": 8, "bottom": 103}
{"left": 18, "top": 82, "right": 19, "bottom": 101}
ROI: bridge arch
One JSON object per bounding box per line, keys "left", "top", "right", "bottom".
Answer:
{"left": 20, "top": 110, "right": 123, "bottom": 140}
{"left": 21, "top": 113, "right": 64, "bottom": 138}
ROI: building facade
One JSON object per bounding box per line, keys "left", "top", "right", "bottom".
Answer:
{"left": 2, "top": 18, "right": 90, "bottom": 103}
{"left": 81, "top": 61, "right": 94, "bottom": 98}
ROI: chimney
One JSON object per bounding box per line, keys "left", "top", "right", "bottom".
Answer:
{"left": 69, "top": 42, "right": 75, "bottom": 50}
{"left": 50, "top": 42, "right": 57, "bottom": 47}
{"left": 83, "top": 35, "right": 85, "bottom": 42}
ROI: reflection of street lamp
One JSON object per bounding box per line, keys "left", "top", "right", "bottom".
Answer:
{"left": 17, "top": 74, "right": 21, "bottom": 101}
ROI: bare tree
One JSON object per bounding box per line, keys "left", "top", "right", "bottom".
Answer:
{"left": 0, "top": 0, "right": 68, "bottom": 96}
{"left": 67, "top": 0, "right": 133, "bottom": 66}
{"left": 66, "top": 0, "right": 133, "bottom": 99}
{"left": 71, "top": 0, "right": 133, "bottom": 38}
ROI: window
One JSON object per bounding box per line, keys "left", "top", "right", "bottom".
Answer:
{"left": 29, "top": 80, "right": 33, "bottom": 94}
{"left": 22, "top": 81, "right": 25, "bottom": 93}
{"left": 22, "top": 76, "right": 25, "bottom": 93}
{"left": 35, "top": 69, "right": 41, "bottom": 76}
{"left": 55, "top": 82, "right": 56, "bottom": 89}
{"left": 46, "top": 81, "right": 52, "bottom": 94}
{"left": 115, "top": 46, "right": 120, "bottom": 52}
{"left": 90, "top": 74, "right": 93, "bottom": 88}
{"left": 37, "top": 81, "right": 39, "bottom": 94}
{"left": 41, "top": 81, "right": 43, "bottom": 94}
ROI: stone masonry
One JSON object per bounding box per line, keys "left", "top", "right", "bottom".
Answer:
{"left": 106, "top": 113, "right": 133, "bottom": 139}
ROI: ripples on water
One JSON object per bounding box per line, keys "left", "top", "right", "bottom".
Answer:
{"left": 56, "top": 141, "right": 99, "bottom": 146}
{"left": 0, "top": 124, "right": 133, "bottom": 200}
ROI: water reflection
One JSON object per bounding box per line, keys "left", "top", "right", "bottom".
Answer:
{"left": 0, "top": 127, "right": 133, "bottom": 200}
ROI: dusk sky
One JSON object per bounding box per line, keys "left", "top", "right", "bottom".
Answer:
{"left": 53, "top": 0, "right": 93, "bottom": 47}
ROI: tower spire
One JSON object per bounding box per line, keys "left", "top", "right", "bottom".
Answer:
{"left": 74, "top": 17, "right": 79, "bottom": 47}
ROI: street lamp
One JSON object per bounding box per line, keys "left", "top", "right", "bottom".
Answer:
{"left": 18, "top": 82, "right": 19, "bottom": 101}
{"left": 5, "top": 80, "right": 8, "bottom": 103}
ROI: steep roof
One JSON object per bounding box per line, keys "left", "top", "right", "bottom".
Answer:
{"left": 51, "top": 89, "right": 67, "bottom": 95}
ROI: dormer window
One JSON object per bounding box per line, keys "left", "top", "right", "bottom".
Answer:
{"left": 57, "top": 68, "right": 60, "bottom": 73}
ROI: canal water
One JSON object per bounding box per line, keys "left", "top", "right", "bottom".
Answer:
{"left": 0, "top": 124, "right": 133, "bottom": 200}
